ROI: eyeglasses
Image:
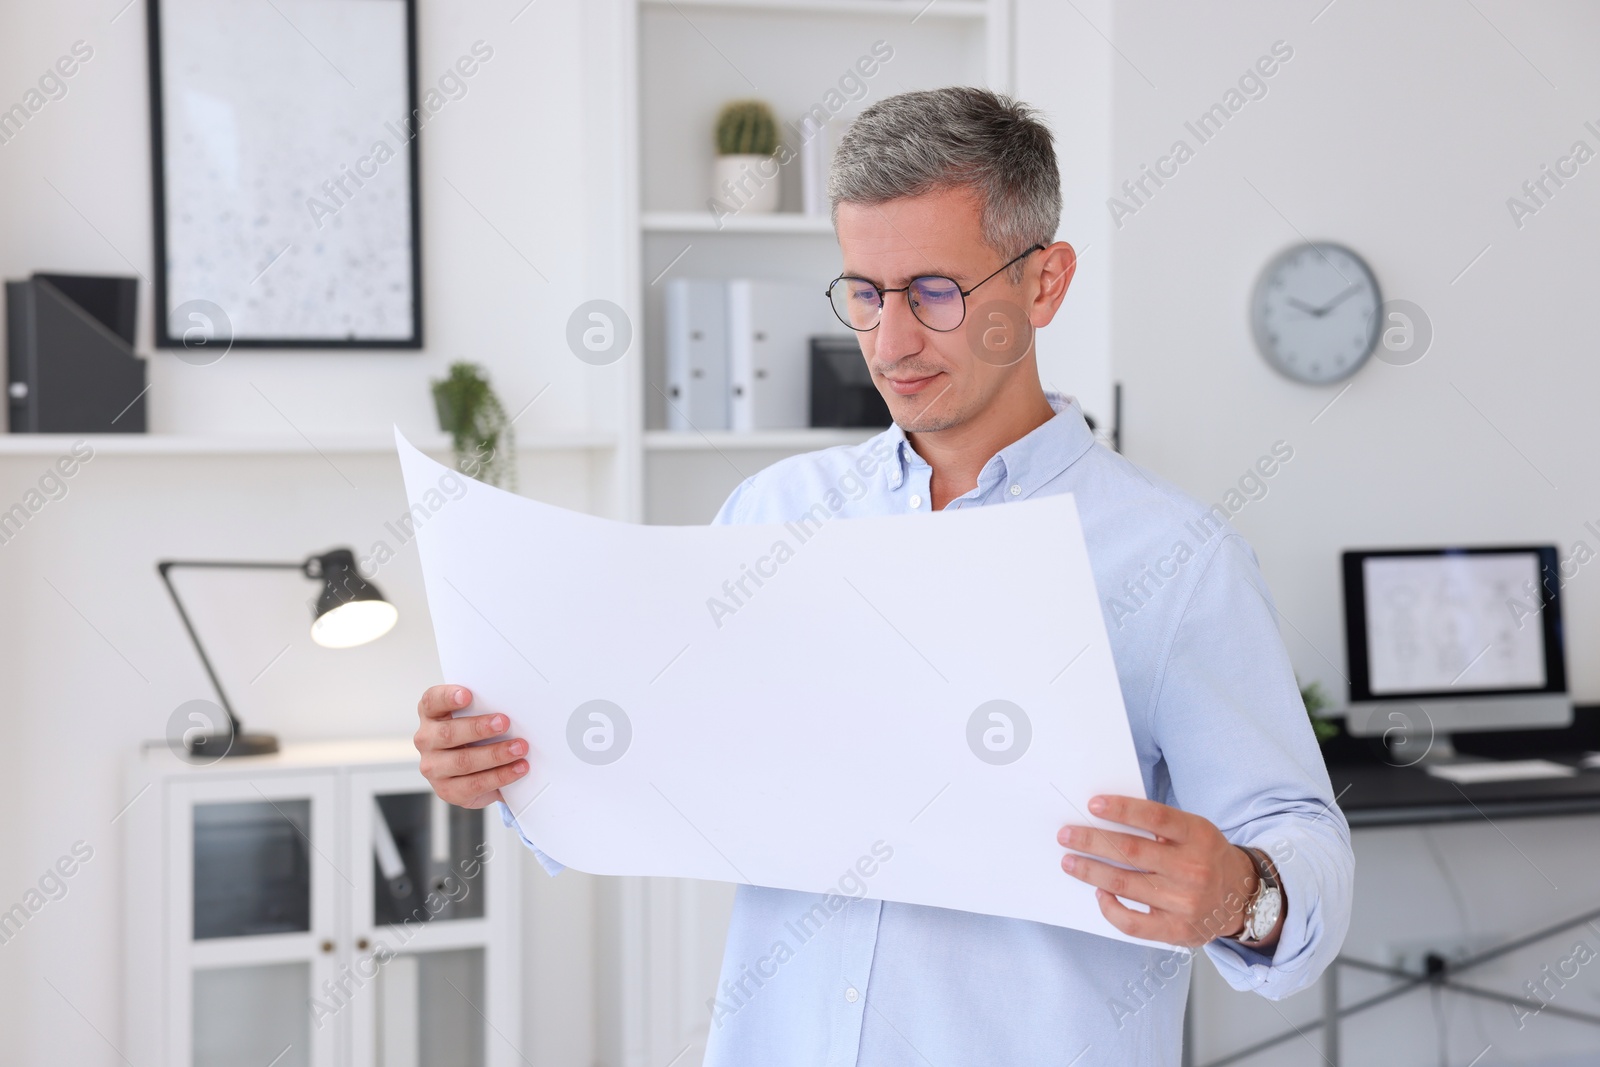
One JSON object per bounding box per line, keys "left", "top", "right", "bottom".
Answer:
{"left": 825, "top": 243, "right": 1045, "bottom": 333}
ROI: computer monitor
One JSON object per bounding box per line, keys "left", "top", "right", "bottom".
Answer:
{"left": 1341, "top": 546, "right": 1571, "bottom": 749}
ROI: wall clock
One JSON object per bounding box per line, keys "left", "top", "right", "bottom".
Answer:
{"left": 1250, "top": 242, "right": 1381, "bottom": 384}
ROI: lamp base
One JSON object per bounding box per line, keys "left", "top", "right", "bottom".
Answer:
{"left": 187, "top": 732, "right": 280, "bottom": 759}
{"left": 226, "top": 732, "right": 281, "bottom": 757}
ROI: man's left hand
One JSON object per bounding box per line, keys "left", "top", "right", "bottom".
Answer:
{"left": 1058, "top": 795, "right": 1275, "bottom": 949}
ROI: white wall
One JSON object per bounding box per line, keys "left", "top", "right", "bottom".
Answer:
{"left": 0, "top": 1, "right": 623, "bottom": 1063}
{"left": 1109, "top": 2, "right": 1600, "bottom": 1063}
{"left": 1016, "top": 0, "right": 1115, "bottom": 438}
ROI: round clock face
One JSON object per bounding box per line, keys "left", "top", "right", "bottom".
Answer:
{"left": 1250, "top": 242, "right": 1382, "bottom": 385}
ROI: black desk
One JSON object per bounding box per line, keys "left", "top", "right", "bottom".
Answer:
{"left": 1325, "top": 703, "right": 1600, "bottom": 827}
{"left": 1332, "top": 758, "right": 1600, "bottom": 828}
{"left": 1193, "top": 705, "right": 1600, "bottom": 1067}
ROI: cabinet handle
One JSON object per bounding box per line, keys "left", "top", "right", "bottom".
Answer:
{"left": 356, "top": 937, "right": 370, "bottom": 951}
{"left": 320, "top": 939, "right": 335, "bottom": 954}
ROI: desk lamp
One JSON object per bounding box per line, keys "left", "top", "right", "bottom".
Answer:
{"left": 157, "top": 548, "right": 398, "bottom": 757}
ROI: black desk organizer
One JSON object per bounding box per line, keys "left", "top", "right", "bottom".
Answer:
{"left": 6, "top": 272, "right": 147, "bottom": 433}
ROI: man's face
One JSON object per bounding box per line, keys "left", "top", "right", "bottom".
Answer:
{"left": 835, "top": 187, "right": 1037, "bottom": 435}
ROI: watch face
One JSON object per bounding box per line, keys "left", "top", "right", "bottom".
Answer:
{"left": 1251, "top": 242, "right": 1381, "bottom": 385}
{"left": 1247, "top": 886, "right": 1282, "bottom": 941}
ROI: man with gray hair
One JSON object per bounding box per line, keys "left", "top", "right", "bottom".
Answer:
{"left": 414, "top": 86, "right": 1353, "bottom": 1064}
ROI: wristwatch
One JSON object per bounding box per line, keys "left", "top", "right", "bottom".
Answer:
{"left": 1233, "top": 847, "right": 1282, "bottom": 946}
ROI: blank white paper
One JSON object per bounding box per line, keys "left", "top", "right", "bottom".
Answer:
{"left": 397, "top": 430, "right": 1159, "bottom": 947}
{"left": 1424, "top": 759, "right": 1576, "bottom": 784}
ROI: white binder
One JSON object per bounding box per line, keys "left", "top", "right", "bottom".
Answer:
{"left": 663, "top": 278, "right": 730, "bottom": 431}
{"left": 798, "top": 115, "right": 833, "bottom": 217}
{"left": 727, "top": 279, "right": 832, "bottom": 432}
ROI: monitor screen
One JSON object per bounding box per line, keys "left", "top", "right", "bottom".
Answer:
{"left": 1362, "top": 553, "right": 1544, "bottom": 694}
{"left": 1343, "top": 546, "right": 1567, "bottom": 703}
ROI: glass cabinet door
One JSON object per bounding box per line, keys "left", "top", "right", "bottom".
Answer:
{"left": 171, "top": 774, "right": 340, "bottom": 1067}
{"left": 370, "top": 791, "right": 487, "bottom": 926}
{"left": 193, "top": 799, "right": 313, "bottom": 939}
{"left": 374, "top": 947, "right": 486, "bottom": 1067}
{"left": 347, "top": 767, "right": 519, "bottom": 1067}
{"left": 192, "top": 962, "right": 312, "bottom": 1067}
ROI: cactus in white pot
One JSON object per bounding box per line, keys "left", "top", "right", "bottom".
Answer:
{"left": 712, "top": 99, "right": 781, "bottom": 216}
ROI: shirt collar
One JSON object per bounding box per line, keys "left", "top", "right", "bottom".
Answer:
{"left": 883, "top": 390, "right": 1097, "bottom": 496}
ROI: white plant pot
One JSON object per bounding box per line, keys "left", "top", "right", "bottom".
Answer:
{"left": 712, "top": 153, "right": 781, "bottom": 215}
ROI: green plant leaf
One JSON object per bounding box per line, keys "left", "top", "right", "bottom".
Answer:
{"left": 1299, "top": 678, "right": 1340, "bottom": 743}
{"left": 430, "top": 361, "right": 516, "bottom": 490}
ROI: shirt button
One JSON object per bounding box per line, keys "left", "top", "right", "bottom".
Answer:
{"left": 908, "top": 494, "right": 922, "bottom": 509}
{"left": 1009, "top": 484, "right": 1021, "bottom": 496}
{"left": 845, "top": 987, "right": 859, "bottom": 1003}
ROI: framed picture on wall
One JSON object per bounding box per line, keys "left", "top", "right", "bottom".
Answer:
{"left": 147, "top": 0, "right": 422, "bottom": 349}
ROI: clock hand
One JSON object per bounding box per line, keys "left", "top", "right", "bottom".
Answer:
{"left": 1286, "top": 297, "right": 1320, "bottom": 315}
{"left": 1313, "top": 284, "right": 1361, "bottom": 316}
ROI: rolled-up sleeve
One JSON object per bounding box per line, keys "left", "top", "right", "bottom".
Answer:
{"left": 1149, "top": 533, "right": 1354, "bottom": 999}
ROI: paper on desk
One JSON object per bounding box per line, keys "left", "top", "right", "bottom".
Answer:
{"left": 1424, "top": 759, "right": 1577, "bottom": 784}
{"left": 396, "top": 429, "right": 1160, "bottom": 947}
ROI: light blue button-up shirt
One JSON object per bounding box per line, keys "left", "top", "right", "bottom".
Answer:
{"left": 504, "top": 391, "right": 1353, "bottom": 1066}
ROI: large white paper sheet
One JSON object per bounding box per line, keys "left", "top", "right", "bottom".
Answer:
{"left": 397, "top": 430, "right": 1159, "bottom": 947}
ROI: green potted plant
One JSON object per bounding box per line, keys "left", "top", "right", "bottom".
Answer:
{"left": 1301, "top": 679, "right": 1340, "bottom": 743}
{"left": 713, "top": 99, "right": 781, "bottom": 214}
{"left": 431, "top": 361, "right": 515, "bottom": 490}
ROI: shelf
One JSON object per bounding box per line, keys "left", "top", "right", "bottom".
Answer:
{"left": 640, "top": 0, "right": 989, "bottom": 18}
{"left": 138, "top": 736, "right": 420, "bottom": 773}
{"left": 642, "top": 211, "right": 835, "bottom": 235}
{"left": 0, "top": 430, "right": 620, "bottom": 457}
{"left": 644, "top": 427, "right": 881, "bottom": 451}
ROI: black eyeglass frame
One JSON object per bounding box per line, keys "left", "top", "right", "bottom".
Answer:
{"left": 824, "top": 243, "right": 1047, "bottom": 333}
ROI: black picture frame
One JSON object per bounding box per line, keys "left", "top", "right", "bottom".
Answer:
{"left": 147, "top": 0, "right": 423, "bottom": 349}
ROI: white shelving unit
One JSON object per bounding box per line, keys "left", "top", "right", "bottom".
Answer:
{"left": 640, "top": 210, "right": 835, "bottom": 235}
{"left": 0, "top": 431, "right": 618, "bottom": 457}
{"left": 642, "top": 427, "right": 875, "bottom": 451}
{"left": 638, "top": 0, "right": 990, "bottom": 18}
{"left": 628, "top": 0, "right": 1010, "bottom": 529}
{"left": 605, "top": 1, "right": 1013, "bottom": 1062}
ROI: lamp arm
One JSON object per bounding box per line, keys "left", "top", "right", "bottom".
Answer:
{"left": 155, "top": 559, "right": 305, "bottom": 731}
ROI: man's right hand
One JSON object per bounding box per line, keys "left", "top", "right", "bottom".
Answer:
{"left": 414, "top": 684, "right": 530, "bottom": 809}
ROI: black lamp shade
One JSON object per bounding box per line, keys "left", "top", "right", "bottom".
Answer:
{"left": 307, "top": 549, "right": 399, "bottom": 649}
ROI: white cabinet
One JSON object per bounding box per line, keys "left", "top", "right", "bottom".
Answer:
{"left": 124, "top": 739, "right": 521, "bottom": 1067}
